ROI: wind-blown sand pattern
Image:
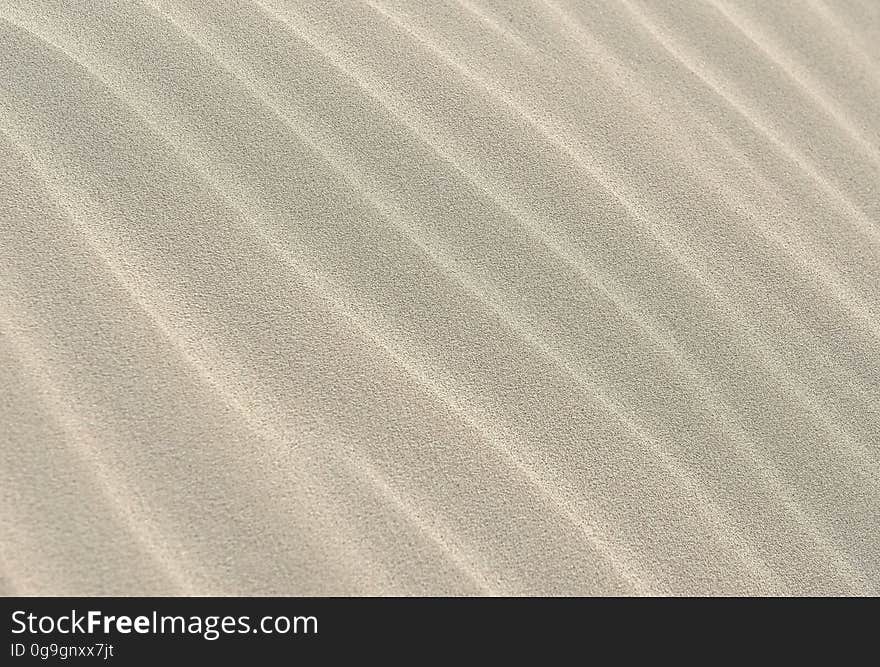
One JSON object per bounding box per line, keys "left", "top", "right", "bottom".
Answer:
{"left": 1, "top": 0, "right": 878, "bottom": 596}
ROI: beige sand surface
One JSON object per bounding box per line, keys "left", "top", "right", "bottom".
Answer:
{"left": 1, "top": 0, "right": 878, "bottom": 595}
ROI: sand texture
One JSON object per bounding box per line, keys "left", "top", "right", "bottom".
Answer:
{"left": 1, "top": 0, "right": 879, "bottom": 596}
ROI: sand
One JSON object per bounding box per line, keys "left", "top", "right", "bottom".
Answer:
{"left": 1, "top": 0, "right": 878, "bottom": 596}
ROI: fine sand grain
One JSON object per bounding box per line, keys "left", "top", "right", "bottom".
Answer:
{"left": 1, "top": 0, "right": 879, "bottom": 595}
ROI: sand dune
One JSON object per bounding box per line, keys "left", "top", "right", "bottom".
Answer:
{"left": 1, "top": 0, "right": 878, "bottom": 595}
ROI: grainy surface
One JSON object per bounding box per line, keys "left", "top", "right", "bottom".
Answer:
{"left": 1, "top": 0, "right": 878, "bottom": 595}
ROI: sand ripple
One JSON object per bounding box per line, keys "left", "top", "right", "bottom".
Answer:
{"left": 1, "top": 0, "right": 878, "bottom": 595}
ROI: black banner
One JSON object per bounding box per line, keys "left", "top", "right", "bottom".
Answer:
{"left": 1, "top": 597, "right": 872, "bottom": 662}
